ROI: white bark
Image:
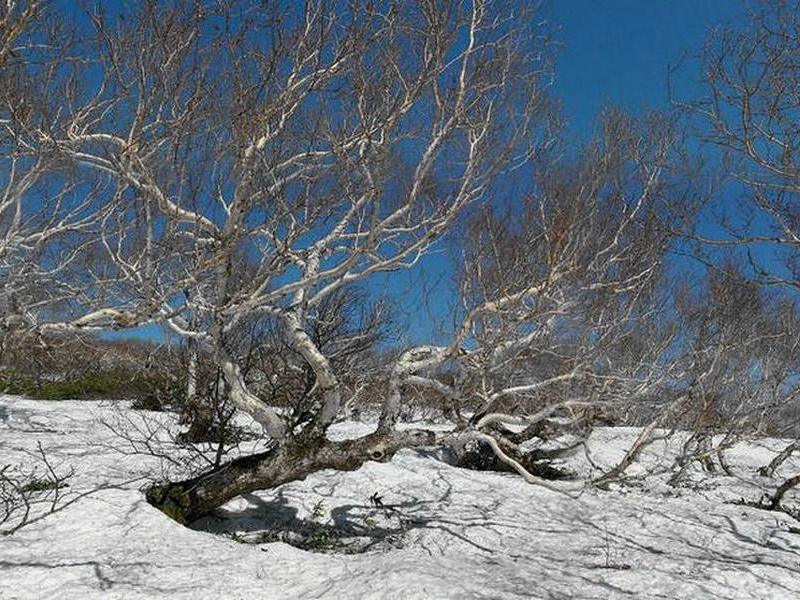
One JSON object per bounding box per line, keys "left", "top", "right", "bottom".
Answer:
{"left": 186, "top": 344, "right": 197, "bottom": 405}
{"left": 220, "top": 360, "right": 286, "bottom": 440}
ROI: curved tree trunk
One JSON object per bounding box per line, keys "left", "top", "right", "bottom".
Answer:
{"left": 145, "top": 429, "right": 439, "bottom": 524}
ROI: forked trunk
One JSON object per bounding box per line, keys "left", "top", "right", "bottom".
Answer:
{"left": 145, "top": 429, "right": 438, "bottom": 524}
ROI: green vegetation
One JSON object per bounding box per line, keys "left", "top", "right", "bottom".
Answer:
{"left": 0, "top": 370, "right": 177, "bottom": 404}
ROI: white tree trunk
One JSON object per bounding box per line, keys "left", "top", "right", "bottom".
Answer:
{"left": 186, "top": 343, "right": 197, "bottom": 404}
{"left": 220, "top": 359, "right": 286, "bottom": 440}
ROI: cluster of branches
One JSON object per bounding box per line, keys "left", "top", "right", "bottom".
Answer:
{"left": 674, "top": 0, "right": 800, "bottom": 502}
{"left": 1, "top": 442, "right": 74, "bottom": 536}
{"left": 685, "top": 1, "right": 800, "bottom": 292}
{"left": 0, "top": 0, "right": 797, "bottom": 524}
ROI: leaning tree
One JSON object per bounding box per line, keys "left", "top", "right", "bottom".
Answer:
{"left": 3, "top": 0, "right": 693, "bottom": 523}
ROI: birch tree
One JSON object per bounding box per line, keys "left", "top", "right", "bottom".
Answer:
{"left": 4, "top": 0, "right": 567, "bottom": 521}
{"left": 686, "top": 0, "right": 800, "bottom": 484}
{"left": 4, "top": 0, "right": 719, "bottom": 523}
{"left": 383, "top": 110, "right": 691, "bottom": 479}
{"left": 688, "top": 1, "right": 800, "bottom": 290}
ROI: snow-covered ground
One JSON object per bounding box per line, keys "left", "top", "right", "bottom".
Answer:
{"left": 1, "top": 395, "right": 799, "bottom": 600}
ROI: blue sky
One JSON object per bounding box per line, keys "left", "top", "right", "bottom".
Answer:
{"left": 542, "top": 0, "right": 748, "bottom": 140}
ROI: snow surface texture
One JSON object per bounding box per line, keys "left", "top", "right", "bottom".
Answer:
{"left": 1, "top": 395, "right": 799, "bottom": 599}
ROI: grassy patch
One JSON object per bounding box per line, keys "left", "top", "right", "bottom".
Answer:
{"left": 0, "top": 370, "right": 177, "bottom": 403}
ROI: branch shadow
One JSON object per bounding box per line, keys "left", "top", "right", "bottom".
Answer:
{"left": 189, "top": 473, "right": 508, "bottom": 555}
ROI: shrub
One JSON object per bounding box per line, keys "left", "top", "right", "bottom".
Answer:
{"left": 0, "top": 369, "right": 181, "bottom": 406}
{"left": 18, "top": 478, "right": 66, "bottom": 493}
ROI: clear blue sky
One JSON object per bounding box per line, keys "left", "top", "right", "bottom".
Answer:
{"left": 542, "top": 0, "right": 748, "bottom": 140}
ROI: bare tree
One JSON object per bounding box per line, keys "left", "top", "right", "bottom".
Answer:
{"left": 14, "top": 0, "right": 785, "bottom": 526}
{"left": 687, "top": 0, "right": 800, "bottom": 290}
{"left": 684, "top": 1, "right": 800, "bottom": 486}
{"left": 2, "top": 0, "right": 567, "bottom": 522}
{"left": 665, "top": 263, "right": 799, "bottom": 485}
{"left": 382, "top": 110, "right": 693, "bottom": 484}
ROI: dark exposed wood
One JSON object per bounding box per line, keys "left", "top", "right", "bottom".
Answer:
{"left": 146, "top": 429, "right": 438, "bottom": 524}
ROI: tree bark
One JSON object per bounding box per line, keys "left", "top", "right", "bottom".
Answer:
{"left": 145, "top": 429, "right": 438, "bottom": 524}
{"left": 760, "top": 440, "right": 800, "bottom": 478}
{"left": 186, "top": 342, "right": 197, "bottom": 403}
{"left": 219, "top": 357, "right": 286, "bottom": 440}
{"left": 769, "top": 473, "right": 800, "bottom": 509}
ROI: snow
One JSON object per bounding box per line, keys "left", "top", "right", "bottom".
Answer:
{"left": 1, "top": 395, "right": 799, "bottom": 599}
